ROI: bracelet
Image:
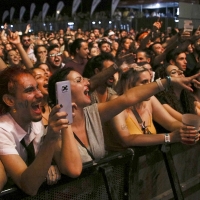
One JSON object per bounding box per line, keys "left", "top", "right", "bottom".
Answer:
{"left": 166, "top": 76, "right": 171, "bottom": 91}
{"left": 164, "top": 133, "right": 170, "bottom": 143}
{"left": 155, "top": 78, "right": 165, "bottom": 91}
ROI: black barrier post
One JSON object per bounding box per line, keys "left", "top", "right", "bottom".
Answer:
{"left": 161, "top": 145, "right": 184, "bottom": 200}
{"left": 127, "top": 149, "right": 139, "bottom": 200}
{"left": 99, "top": 163, "right": 119, "bottom": 200}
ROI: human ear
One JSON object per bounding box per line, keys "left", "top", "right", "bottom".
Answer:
{"left": 94, "top": 68, "right": 100, "bottom": 74}
{"left": 169, "top": 59, "right": 175, "bottom": 65}
{"left": 2, "top": 94, "right": 15, "bottom": 107}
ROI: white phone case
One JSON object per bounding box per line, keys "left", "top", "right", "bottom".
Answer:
{"left": 55, "top": 81, "right": 73, "bottom": 124}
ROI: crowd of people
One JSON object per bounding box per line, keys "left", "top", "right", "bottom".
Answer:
{"left": 0, "top": 20, "right": 200, "bottom": 196}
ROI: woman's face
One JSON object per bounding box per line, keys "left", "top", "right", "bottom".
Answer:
{"left": 38, "top": 63, "right": 51, "bottom": 77}
{"left": 134, "top": 71, "right": 151, "bottom": 87}
{"left": 90, "top": 47, "right": 100, "bottom": 57}
{"left": 123, "top": 39, "right": 131, "bottom": 50}
{"left": 112, "top": 41, "right": 119, "bottom": 51}
{"left": 59, "top": 38, "right": 64, "bottom": 45}
{"left": 66, "top": 71, "right": 91, "bottom": 107}
{"left": 32, "top": 68, "right": 49, "bottom": 96}
{"left": 165, "top": 65, "right": 184, "bottom": 78}
{"left": 7, "top": 50, "right": 20, "bottom": 66}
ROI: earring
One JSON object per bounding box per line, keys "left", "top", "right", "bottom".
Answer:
{"left": 13, "top": 108, "right": 16, "bottom": 113}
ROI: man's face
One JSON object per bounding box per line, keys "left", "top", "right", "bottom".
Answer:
{"left": 152, "top": 43, "right": 164, "bottom": 55}
{"left": 11, "top": 74, "right": 43, "bottom": 125}
{"left": 174, "top": 53, "right": 187, "bottom": 71}
{"left": 77, "top": 42, "right": 89, "bottom": 59}
{"left": 121, "top": 31, "right": 127, "bottom": 38}
{"left": 94, "top": 29, "right": 100, "bottom": 38}
{"left": 136, "top": 52, "right": 150, "bottom": 63}
{"left": 100, "top": 43, "right": 111, "bottom": 53}
{"left": 48, "top": 49, "right": 62, "bottom": 68}
{"left": 102, "top": 60, "right": 116, "bottom": 87}
{"left": 89, "top": 33, "right": 96, "bottom": 41}
{"left": 22, "top": 36, "right": 31, "bottom": 48}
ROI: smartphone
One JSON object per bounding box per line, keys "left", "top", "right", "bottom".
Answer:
{"left": 56, "top": 81, "right": 73, "bottom": 124}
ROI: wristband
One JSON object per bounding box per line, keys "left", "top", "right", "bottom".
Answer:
{"left": 155, "top": 78, "right": 165, "bottom": 91}
{"left": 164, "top": 133, "right": 170, "bottom": 143}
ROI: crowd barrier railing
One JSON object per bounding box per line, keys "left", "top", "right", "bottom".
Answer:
{"left": 8, "top": 17, "right": 176, "bottom": 33}
{"left": 0, "top": 142, "right": 200, "bottom": 200}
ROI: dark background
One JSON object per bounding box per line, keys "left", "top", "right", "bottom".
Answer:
{"left": 0, "top": 0, "right": 111, "bottom": 22}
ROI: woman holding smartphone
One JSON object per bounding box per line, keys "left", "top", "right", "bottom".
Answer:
{"left": 48, "top": 64, "right": 200, "bottom": 163}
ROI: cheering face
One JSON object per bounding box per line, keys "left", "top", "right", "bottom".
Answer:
{"left": 48, "top": 49, "right": 62, "bottom": 68}
{"left": 32, "top": 68, "right": 49, "bottom": 96}
{"left": 66, "top": 71, "right": 91, "bottom": 108}
{"left": 7, "top": 50, "right": 20, "bottom": 66}
{"left": 9, "top": 74, "right": 43, "bottom": 125}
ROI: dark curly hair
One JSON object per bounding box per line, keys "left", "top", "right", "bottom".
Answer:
{"left": 155, "top": 65, "right": 195, "bottom": 114}
{"left": 48, "top": 67, "right": 74, "bottom": 106}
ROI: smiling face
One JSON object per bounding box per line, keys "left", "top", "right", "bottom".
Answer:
{"left": 7, "top": 50, "right": 20, "bottom": 66}
{"left": 66, "top": 71, "right": 91, "bottom": 107}
{"left": 32, "top": 68, "right": 49, "bottom": 96}
{"left": 8, "top": 74, "right": 43, "bottom": 127}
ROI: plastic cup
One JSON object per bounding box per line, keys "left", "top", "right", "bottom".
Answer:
{"left": 182, "top": 114, "right": 200, "bottom": 129}
{"left": 182, "top": 114, "right": 200, "bottom": 145}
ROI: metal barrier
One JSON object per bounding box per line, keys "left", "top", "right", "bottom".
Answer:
{"left": 0, "top": 142, "right": 200, "bottom": 200}
{"left": 8, "top": 17, "right": 176, "bottom": 33}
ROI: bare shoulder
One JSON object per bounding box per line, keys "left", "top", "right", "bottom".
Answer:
{"left": 110, "top": 94, "right": 119, "bottom": 100}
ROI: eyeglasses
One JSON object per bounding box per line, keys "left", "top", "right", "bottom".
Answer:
{"left": 49, "top": 52, "right": 62, "bottom": 57}
{"left": 23, "top": 39, "right": 30, "bottom": 42}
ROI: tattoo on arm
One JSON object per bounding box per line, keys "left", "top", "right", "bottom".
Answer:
{"left": 121, "top": 124, "right": 128, "bottom": 130}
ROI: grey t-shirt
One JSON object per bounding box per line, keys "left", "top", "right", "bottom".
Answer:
{"left": 77, "top": 104, "right": 105, "bottom": 163}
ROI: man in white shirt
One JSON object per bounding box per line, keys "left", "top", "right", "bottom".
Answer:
{"left": 0, "top": 66, "right": 82, "bottom": 195}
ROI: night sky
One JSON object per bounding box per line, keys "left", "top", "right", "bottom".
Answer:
{"left": 0, "top": 0, "right": 111, "bottom": 22}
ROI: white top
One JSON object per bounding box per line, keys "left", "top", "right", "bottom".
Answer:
{"left": 0, "top": 113, "right": 44, "bottom": 162}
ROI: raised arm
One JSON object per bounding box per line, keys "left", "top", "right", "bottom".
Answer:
{"left": 0, "top": 58, "right": 7, "bottom": 72}
{"left": 98, "top": 74, "right": 200, "bottom": 123}
{"left": 7, "top": 31, "right": 34, "bottom": 69}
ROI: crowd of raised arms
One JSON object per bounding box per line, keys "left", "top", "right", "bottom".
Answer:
{"left": 0, "top": 21, "right": 200, "bottom": 196}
